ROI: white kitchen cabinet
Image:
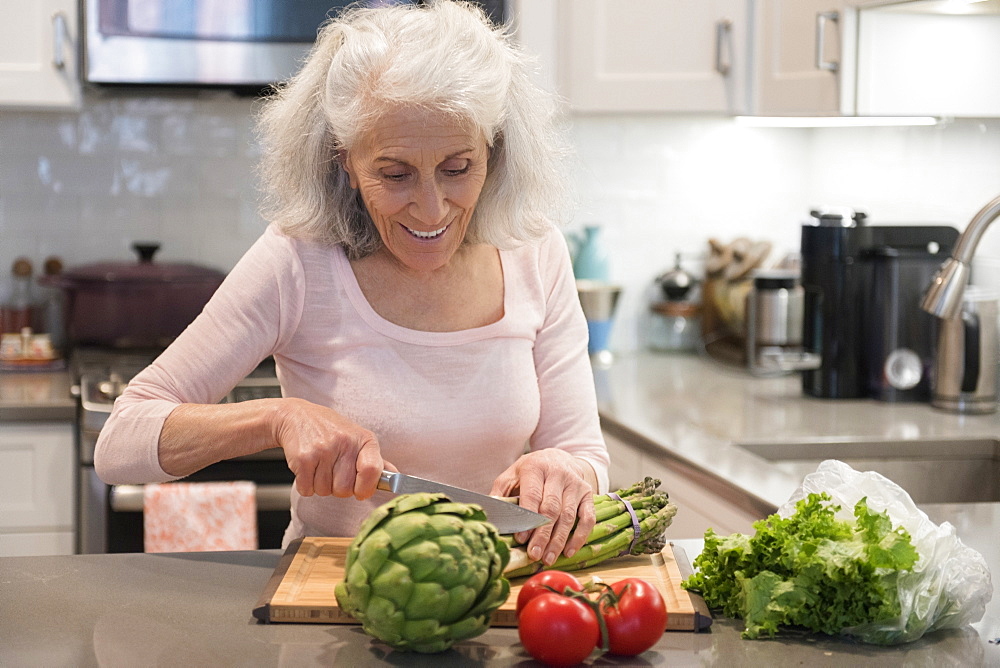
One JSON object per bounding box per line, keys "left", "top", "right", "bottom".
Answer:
{"left": 557, "top": 0, "right": 751, "bottom": 114}
{"left": 0, "top": 0, "right": 81, "bottom": 109}
{"left": 520, "top": 0, "right": 862, "bottom": 116}
{"left": 0, "top": 422, "right": 75, "bottom": 556}
{"left": 603, "top": 430, "right": 762, "bottom": 539}
{"left": 750, "top": 0, "right": 855, "bottom": 115}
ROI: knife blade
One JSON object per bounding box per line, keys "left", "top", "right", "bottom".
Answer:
{"left": 377, "top": 470, "right": 550, "bottom": 534}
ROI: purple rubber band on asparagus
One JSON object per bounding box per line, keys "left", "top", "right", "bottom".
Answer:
{"left": 608, "top": 492, "right": 640, "bottom": 556}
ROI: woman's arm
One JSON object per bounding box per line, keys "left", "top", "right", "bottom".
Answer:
{"left": 95, "top": 227, "right": 303, "bottom": 485}
{"left": 490, "top": 226, "right": 610, "bottom": 565}
{"left": 159, "top": 398, "right": 386, "bottom": 499}
{"left": 157, "top": 400, "right": 286, "bottom": 477}
{"left": 527, "top": 230, "right": 611, "bottom": 491}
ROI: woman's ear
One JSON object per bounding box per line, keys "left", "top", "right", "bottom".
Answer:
{"left": 337, "top": 149, "right": 358, "bottom": 189}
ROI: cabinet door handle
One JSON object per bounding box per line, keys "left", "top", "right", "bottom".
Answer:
{"left": 52, "top": 12, "right": 67, "bottom": 70}
{"left": 815, "top": 11, "right": 840, "bottom": 73}
{"left": 715, "top": 19, "right": 732, "bottom": 76}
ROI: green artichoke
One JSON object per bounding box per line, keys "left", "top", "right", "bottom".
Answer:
{"left": 334, "top": 493, "right": 511, "bottom": 653}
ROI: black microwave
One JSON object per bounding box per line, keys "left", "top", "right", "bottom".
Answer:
{"left": 82, "top": 0, "right": 506, "bottom": 90}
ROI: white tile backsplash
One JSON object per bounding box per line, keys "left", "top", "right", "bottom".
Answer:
{"left": 1, "top": 92, "right": 998, "bottom": 355}
{"left": 0, "top": 91, "right": 267, "bottom": 296}
{"left": 567, "top": 115, "right": 1000, "bottom": 353}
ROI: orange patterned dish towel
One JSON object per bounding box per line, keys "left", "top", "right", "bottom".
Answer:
{"left": 143, "top": 481, "right": 258, "bottom": 553}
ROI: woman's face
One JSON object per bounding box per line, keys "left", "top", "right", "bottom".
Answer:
{"left": 343, "top": 107, "right": 489, "bottom": 274}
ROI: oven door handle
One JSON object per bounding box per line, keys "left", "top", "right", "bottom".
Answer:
{"left": 109, "top": 484, "right": 292, "bottom": 512}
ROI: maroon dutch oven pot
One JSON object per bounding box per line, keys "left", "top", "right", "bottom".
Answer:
{"left": 45, "top": 242, "right": 226, "bottom": 348}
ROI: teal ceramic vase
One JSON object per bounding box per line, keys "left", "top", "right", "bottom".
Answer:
{"left": 571, "top": 225, "right": 610, "bottom": 281}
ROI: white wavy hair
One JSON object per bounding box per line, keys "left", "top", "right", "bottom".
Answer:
{"left": 256, "top": 0, "right": 570, "bottom": 258}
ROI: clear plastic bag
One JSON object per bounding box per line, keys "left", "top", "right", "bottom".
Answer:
{"left": 778, "top": 459, "right": 993, "bottom": 644}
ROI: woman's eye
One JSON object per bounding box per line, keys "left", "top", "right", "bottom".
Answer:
{"left": 381, "top": 170, "right": 410, "bottom": 182}
{"left": 441, "top": 161, "right": 470, "bottom": 177}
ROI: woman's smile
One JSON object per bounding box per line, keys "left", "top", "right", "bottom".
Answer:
{"left": 403, "top": 222, "right": 450, "bottom": 240}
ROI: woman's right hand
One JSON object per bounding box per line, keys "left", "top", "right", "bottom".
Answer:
{"left": 272, "top": 398, "right": 387, "bottom": 500}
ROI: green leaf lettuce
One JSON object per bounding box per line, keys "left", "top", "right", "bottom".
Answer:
{"left": 681, "top": 493, "right": 919, "bottom": 641}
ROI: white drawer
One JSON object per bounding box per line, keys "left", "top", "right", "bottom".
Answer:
{"left": 0, "top": 422, "right": 74, "bottom": 531}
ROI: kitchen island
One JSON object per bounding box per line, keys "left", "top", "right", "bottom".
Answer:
{"left": 0, "top": 542, "right": 993, "bottom": 667}
{"left": 2, "top": 351, "right": 997, "bottom": 665}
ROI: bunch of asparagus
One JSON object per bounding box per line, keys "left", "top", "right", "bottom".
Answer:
{"left": 502, "top": 477, "right": 677, "bottom": 578}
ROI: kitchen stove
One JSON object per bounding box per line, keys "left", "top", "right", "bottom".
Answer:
{"left": 71, "top": 347, "right": 293, "bottom": 553}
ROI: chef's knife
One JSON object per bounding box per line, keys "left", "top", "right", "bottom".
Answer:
{"left": 377, "top": 471, "right": 550, "bottom": 534}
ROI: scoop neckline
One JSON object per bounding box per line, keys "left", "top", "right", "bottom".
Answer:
{"left": 334, "top": 245, "right": 511, "bottom": 346}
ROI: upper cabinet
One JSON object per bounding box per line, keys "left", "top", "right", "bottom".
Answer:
{"left": 534, "top": 0, "right": 854, "bottom": 116}
{"left": 0, "top": 0, "right": 81, "bottom": 110}
{"left": 517, "top": 0, "right": 1000, "bottom": 117}
{"left": 558, "top": 0, "right": 751, "bottom": 114}
{"left": 750, "top": 1, "right": 855, "bottom": 116}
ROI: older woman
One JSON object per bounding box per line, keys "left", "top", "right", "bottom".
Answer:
{"left": 95, "top": 0, "right": 608, "bottom": 567}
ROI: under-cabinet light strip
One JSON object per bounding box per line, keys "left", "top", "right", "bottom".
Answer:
{"left": 734, "top": 116, "right": 942, "bottom": 128}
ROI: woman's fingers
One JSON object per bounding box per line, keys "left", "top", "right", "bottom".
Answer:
{"left": 294, "top": 466, "right": 315, "bottom": 497}
{"left": 528, "top": 484, "right": 592, "bottom": 565}
{"left": 330, "top": 449, "right": 357, "bottom": 498}
{"left": 525, "top": 497, "right": 562, "bottom": 564}
{"left": 489, "top": 469, "right": 519, "bottom": 498}
{"left": 313, "top": 458, "right": 334, "bottom": 497}
{"left": 506, "top": 465, "right": 546, "bottom": 554}
{"left": 353, "top": 438, "right": 385, "bottom": 500}
{"left": 496, "top": 450, "right": 597, "bottom": 565}
{"left": 327, "top": 430, "right": 381, "bottom": 498}
{"left": 564, "top": 491, "right": 596, "bottom": 556}
{"left": 277, "top": 398, "right": 383, "bottom": 500}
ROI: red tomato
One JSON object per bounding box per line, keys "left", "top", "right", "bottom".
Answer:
{"left": 600, "top": 578, "right": 668, "bottom": 656}
{"left": 518, "top": 593, "right": 600, "bottom": 667}
{"left": 516, "top": 571, "right": 584, "bottom": 616}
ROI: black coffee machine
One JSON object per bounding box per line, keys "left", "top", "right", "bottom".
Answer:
{"left": 800, "top": 209, "right": 959, "bottom": 400}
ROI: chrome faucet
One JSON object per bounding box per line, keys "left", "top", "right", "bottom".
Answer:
{"left": 921, "top": 194, "right": 1000, "bottom": 319}
{"left": 920, "top": 194, "right": 1000, "bottom": 413}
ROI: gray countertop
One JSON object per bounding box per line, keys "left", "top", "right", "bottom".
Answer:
{"left": 0, "top": 369, "right": 74, "bottom": 421}
{"left": 1, "top": 544, "right": 994, "bottom": 667}
{"left": 597, "top": 351, "right": 1000, "bottom": 663}
{"left": 1, "top": 352, "right": 997, "bottom": 665}
{"left": 594, "top": 351, "right": 1000, "bottom": 512}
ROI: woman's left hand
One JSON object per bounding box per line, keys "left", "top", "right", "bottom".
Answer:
{"left": 490, "top": 449, "right": 596, "bottom": 566}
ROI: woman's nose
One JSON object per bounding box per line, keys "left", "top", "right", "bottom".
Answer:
{"left": 409, "top": 179, "right": 447, "bottom": 224}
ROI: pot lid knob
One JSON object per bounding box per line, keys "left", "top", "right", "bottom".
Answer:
{"left": 132, "top": 242, "right": 161, "bottom": 263}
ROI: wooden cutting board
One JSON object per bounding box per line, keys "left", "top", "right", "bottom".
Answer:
{"left": 253, "top": 537, "right": 712, "bottom": 631}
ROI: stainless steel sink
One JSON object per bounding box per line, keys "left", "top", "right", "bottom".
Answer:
{"left": 738, "top": 438, "right": 1000, "bottom": 504}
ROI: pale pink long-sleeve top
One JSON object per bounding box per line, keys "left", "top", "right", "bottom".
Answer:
{"left": 95, "top": 223, "right": 610, "bottom": 544}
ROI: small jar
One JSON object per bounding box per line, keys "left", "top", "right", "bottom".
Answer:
{"left": 648, "top": 301, "right": 701, "bottom": 352}
{"left": 0, "top": 332, "right": 23, "bottom": 360}
{"left": 28, "top": 333, "right": 55, "bottom": 360}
